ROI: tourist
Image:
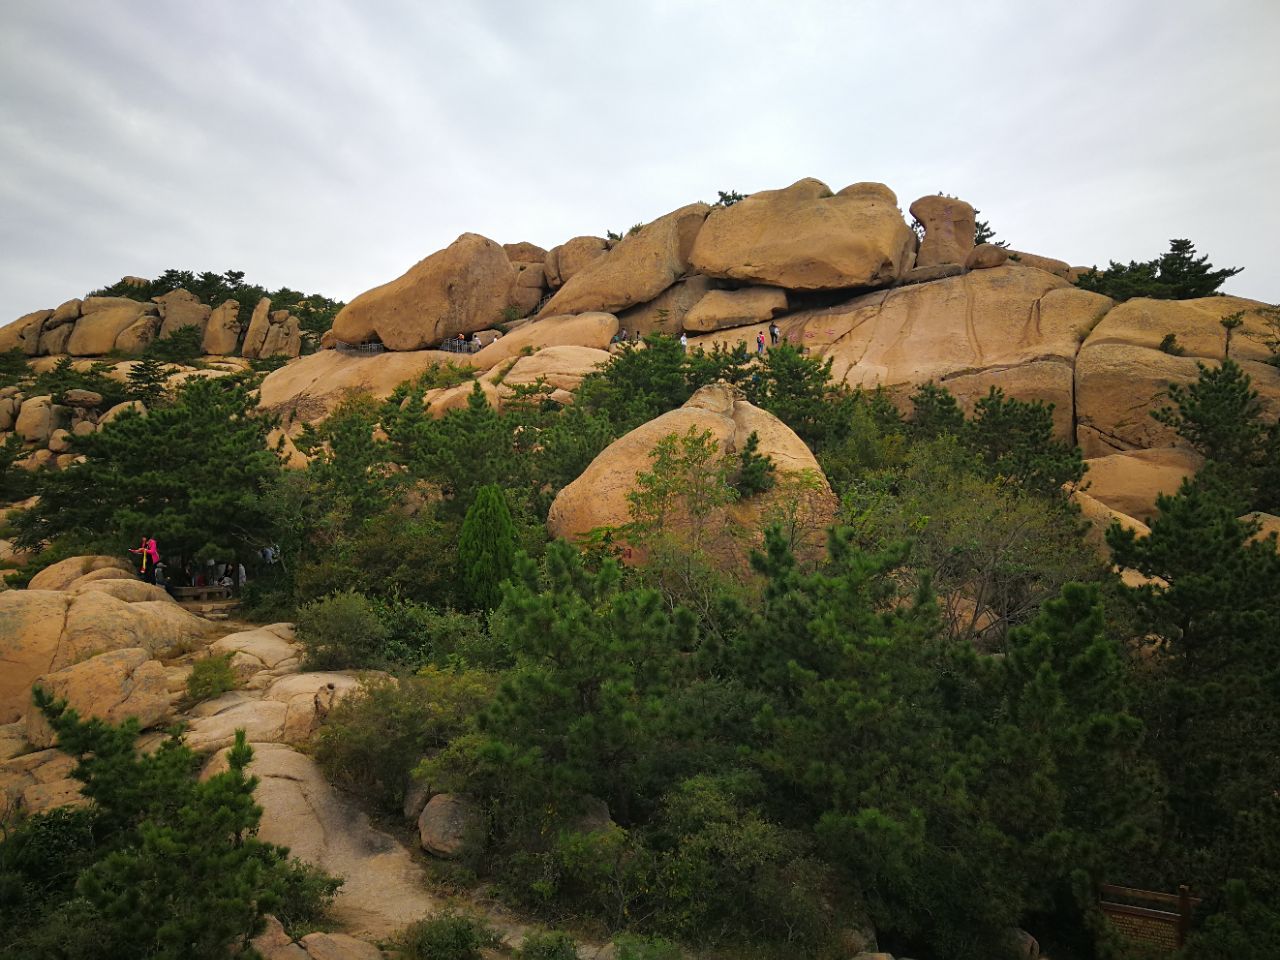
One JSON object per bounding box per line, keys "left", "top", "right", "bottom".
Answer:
{"left": 129, "top": 536, "right": 160, "bottom": 583}
{"left": 756, "top": 331, "right": 766, "bottom": 355}
{"left": 680, "top": 332, "right": 688, "bottom": 352}
{"left": 769, "top": 322, "right": 780, "bottom": 346}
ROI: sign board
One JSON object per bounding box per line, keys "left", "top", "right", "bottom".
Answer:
{"left": 1099, "top": 884, "right": 1200, "bottom": 952}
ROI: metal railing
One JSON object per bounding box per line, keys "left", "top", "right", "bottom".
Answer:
{"left": 333, "top": 340, "right": 387, "bottom": 354}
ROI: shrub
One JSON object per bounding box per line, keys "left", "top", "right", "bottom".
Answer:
{"left": 296, "top": 590, "right": 388, "bottom": 669}
{"left": 614, "top": 934, "right": 682, "bottom": 960}
{"left": 519, "top": 930, "right": 579, "bottom": 960}
{"left": 313, "top": 667, "right": 494, "bottom": 812}
{"left": 398, "top": 912, "right": 497, "bottom": 960}
{"left": 145, "top": 325, "right": 205, "bottom": 363}
{"left": 184, "top": 653, "right": 238, "bottom": 705}
{"left": 1159, "top": 332, "right": 1186, "bottom": 355}
{"left": 369, "top": 596, "right": 500, "bottom": 668}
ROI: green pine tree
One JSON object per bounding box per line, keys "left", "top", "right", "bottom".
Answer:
{"left": 457, "top": 483, "right": 518, "bottom": 610}
{"left": 126, "top": 356, "right": 170, "bottom": 407}
{"left": 962, "top": 386, "right": 1083, "bottom": 494}
{"left": 1075, "top": 239, "right": 1242, "bottom": 301}
{"left": 733, "top": 431, "right": 776, "bottom": 496}
{"left": 907, "top": 380, "right": 965, "bottom": 439}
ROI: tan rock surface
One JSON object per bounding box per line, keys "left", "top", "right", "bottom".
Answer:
{"left": 25, "top": 647, "right": 170, "bottom": 747}
{"left": 544, "top": 235, "right": 609, "bottom": 288}
{"left": 0, "top": 310, "right": 52, "bottom": 355}
{"left": 1071, "top": 489, "right": 1150, "bottom": 557}
{"left": 114, "top": 312, "right": 164, "bottom": 356}
{"left": 909, "top": 195, "right": 976, "bottom": 268}
{"left": 618, "top": 275, "right": 715, "bottom": 336}
{"left": 965, "top": 243, "right": 1009, "bottom": 269}
{"left": 1243, "top": 512, "right": 1280, "bottom": 547}
{"left": 67, "top": 301, "right": 155, "bottom": 355}
{"left": 15, "top": 395, "right": 69, "bottom": 445}
{"left": 69, "top": 577, "right": 173, "bottom": 603}
{"left": 203, "top": 299, "right": 242, "bottom": 355}
{"left": 38, "top": 323, "right": 74, "bottom": 355}
{"left": 1083, "top": 447, "right": 1203, "bottom": 522}
{"left": 1008, "top": 250, "right": 1072, "bottom": 278}
{"left": 689, "top": 178, "right": 914, "bottom": 290}
{"left": 50, "top": 299, "right": 82, "bottom": 325}
{"left": 504, "top": 241, "right": 549, "bottom": 263}
{"left": 491, "top": 345, "right": 611, "bottom": 393}
{"left": 538, "top": 203, "right": 709, "bottom": 317}
{"left": 329, "top": 233, "right": 515, "bottom": 350}
{"left": 154, "top": 288, "right": 211, "bottom": 339}
{"left": 468, "top": 311, "right": 619, "bottom": 368}
{"left": 418, "top": 792, "right": 479, "bottom": 859}
{"left": 683, "top": 286, "right": 788, "bottom": 333}
{"left": 0, "top": 591, "right": 70, "bottom": 723}
{"left": 258, "top": 348, "right": 454, "bottom": 427}
{"left": 201, "top": 741, "right": 437, "bottom": 937}
{"left": 241, "top": 297, "right": 273, "bottom": 358}
{"left": 29, "top": 554, "right": 134, "bottom": 591}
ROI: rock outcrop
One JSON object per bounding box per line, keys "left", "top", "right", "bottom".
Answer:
{"left": 25, "top": 647, "right": 170, "bottom": 748}
{"left": 328, "top": 233, "right": 516, "bottom": 350}
{"left": 154, "top": 288, "right": 211, "bottom": 339}
{"left": 203, "top": 299, "right": 242, "bottom": 354}
{"left": 909, "top": 195, "right": 976, "bottom": 268}
{"left": 683, "top": 286, "right": 788, "bottom": 333}
{"left": 689, "top": 179, "right": 915, "bottom": 290}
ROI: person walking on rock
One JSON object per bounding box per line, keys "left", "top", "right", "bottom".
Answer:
{"left": 769, "top": 322, "right": 780, "bottom": 346}
{"left": 680, "top": 332, "right": 688, "bottom": 352}
{"left": 756, "top": 331, "right": 766, "bottom": 355}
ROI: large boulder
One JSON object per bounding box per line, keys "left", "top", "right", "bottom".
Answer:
{"left": 1083, "top": 447, "right": 1203, "bottom": 522}
{"left": 538, "top": 203, "right": 710, "bottom": 318}
{"left": 25, "top": 647, "right": 170, "bottom": 747}
{"left": 29, "top": 555, "right": 134, "bottom": 591}
{"left": 418, "top": 792, "right": 479, "bottom": 859}
{"left": 257, "top": 348, "right": 454, "bottom": 427}
{"left": 619, "top": 275, "right": 715, "bottom": 336}
{"left": 909, "top": 195, "right": 976, "bottom": 268}
{"left": 203, "top": 299, "right": 242, "bottom": 355}
{"left": 690, "top": 265, "right": 1111, "bottom": 440}
{"left": 15, "top": 395, "right": 69, "bottom": 445}
{"left": 689, "top": 179, "right": 915, "bottom": 290}
{"left": 1076, "top": 296, "right": 1280, "bottom": 456}
{"left": 683, "top": 286, "right": 788, "bottom": 333}
{"left": 1008, "top": 250, "right": 1072, "bottom": 279}
{"left": 0, "top": 310, "right": 53, "bottom": 355}
{"left": 112, "top": 313, "right": 162, "bottom": 354}
{"left": 49, "top": 299, "right": 82, "bottom": 326}
{"left": 260, "top": 313, "right": 304, "bottom": 358}
{"left": 66, "top": 301, "right": 156, "bottom": 356}
{"left": 468, "top": 312, "right": 619, "bottom": 369}
{"left": 544, "top": 235, "right": 609, "bottom": 289}
{"left": 548, "top": 383, "right": 836, "bottom": 563}
{"left": 154, "top": 288, "right": 211, "bottom": 340}
{"left": 487, "top": 345, "right": 611, "bottom": 394}
{"left": 328, "top": 233, "right": 516, "bottom": 351}
{"left": 201, "top": 742, "right": 435, "bottom": 937}
{"left": 241, "top": 297, "right": 273, "bottom": 358}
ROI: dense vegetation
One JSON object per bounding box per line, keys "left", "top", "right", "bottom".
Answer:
{"left": 2, "top": 333, "right": 1278, "bottom": 958}
{"left": 1075, "top": 239, "right": 1242, "bottom": 302}
{"left": 90, "top": 268, "right": 345, "bottom": 338}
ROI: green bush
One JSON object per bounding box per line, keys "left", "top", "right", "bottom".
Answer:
{"left": 184, "top": 653, "right": 238, "bottom": 704}
{"left": 295, "top": 590, "right": 389, "bottom": 669}
{"left": 519, "top": 930, "right": 579, "bottom": 960}
{"left": 144, "top": 325, "right": 205, "bottom": 363}
{"left": 313, "top": 667, "right": 494, "bottom": 812}
{"left": 614, "top": 934, "right": 682, "bottom": 960}
{"left": 369, "top": 596, "right": 500, "bottom": 668}
{"left": 398, "top": 912, "right": 497, "bottom": 960}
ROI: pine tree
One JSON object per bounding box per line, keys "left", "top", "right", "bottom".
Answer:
{"left": 456, "top": 483, "right": 517, "bottom": 610}
{"left": 1075, "top": 239, "right": 1242, "bottom": 301}
{"left": 962, "top": 387, "right": 1083, "bottom": 494}
{"left": 1153, "top": 358, "right": 1266, "bottom": 468}
{"left": 908, "top": 380, "right": 965, "bottom": 439}
{"left": 733, "top": 431, "right": 776, "bottom": 496}
{"left": 125, "top": 356, "right": 170, "bottom": 407}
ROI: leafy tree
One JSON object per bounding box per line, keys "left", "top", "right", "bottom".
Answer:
{"left": 457, "top": 483, "right": 518, "bottom": 610}
{"left": 12, "top": 375, "right": 281, "bottom": 564}
{"left": 1075, "top": 239, "right": 1242, "bottom": 301}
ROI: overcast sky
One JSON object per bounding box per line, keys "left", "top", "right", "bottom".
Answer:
{"left": 2, "top": 0, "right": 1277, "bottom": 321}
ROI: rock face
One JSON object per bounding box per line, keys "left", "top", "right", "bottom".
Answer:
{"left": 538, "top": 203, "right": 710, "bottom": 318}
{"left": 329, "top": 233, "right": 516, "bottom": 350}
{"left": 201, "top": 741, "right": 437, "bottom": 937}
{"left": 909, "top": 195, "right": 976, "bottom": 268}
{"left": 689, "top": 179, "right": 915, "bottom": 290}
{"left": 619, "top": 275, "right": 715, "bottom": 336}
{"left": 203, "top": 299, "right": 242, "bottom": 355}
{"left": 1076, "top": 296, "right": 1280, "bottom": 456}
{"left": 66, "top": 300, "right": 156, "bottom": 356}
{"left": 488, "top": 345, "right": 611, "bottom": 394}
{"left": 468, "top": 311, "right": 619, "bottom": 368}
{"left": 25, "top": 647, "right": 170, "bottom": 748}
{"left": 15, "top": 395, "right": 69, "bottom": 445}
{"left": 28, "top": 554, "right": 133, "bottom": 591}
{"left": 683, "top": 286, "right": 788, "bottom": 333}
{"left": 241, "top": 297, "right": 273, "bottom": 358}
{"left": 692, "top": 265, "right": 1111, "bottom": 440}
{"left": 0, "top": 310, "right": 53, "bottom": 355}
{"left": 965, "top": 242, "right": 1009, "bottom": 269}
{"left": 1083, "top": 447, "right": 1203, "bottom": 522}
{"left": 0, "top": 585, "right": 211, "bottom": 723}
{"left": 418, "top": 792, "right": 479, "bottom": 859}
{"left": 154, "top": 288, "right": 212, "bottom": 340}
{"left": 548, "top": 383, "right": 836, "bottom": 561}
{"left": 544, "top": 236, "right": 609, "bottom": 289}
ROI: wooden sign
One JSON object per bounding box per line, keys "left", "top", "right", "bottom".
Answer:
{"left": 1099, "top": 884, "right": 1200, "bottom": 952}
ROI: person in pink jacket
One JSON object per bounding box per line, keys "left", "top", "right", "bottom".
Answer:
{"left": 129, "top": 537, "right": 160, "bottom": 583}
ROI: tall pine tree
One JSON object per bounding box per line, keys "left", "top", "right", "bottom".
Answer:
{"left": 456, "top": 482, "right": 517, "bottom": 610}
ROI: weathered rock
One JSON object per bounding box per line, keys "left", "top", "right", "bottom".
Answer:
{"left": 488, "top": 346, "right": 611, "bottom": 394}
{"left": 70, "top": 578, "right": 173, "bottom": 603}
{"left": 201, "top": 742, "right": 437, "bottom": 937}
{"left": 1076, "top": 296, "right": 1280, "bottom": 456}
{"left": 965, "top": 242, "right": 1010, "bottom": 269}
{"left": 61, "top": 388, "right": 103, "bottom": 408}
{"left": 37, "top": 323, "right": 74, "bottom": 356}
{"left": 683, "top": 286, "right": 788, "bottom": 333}
{"left": 67, "top": 301, "right": 155, "bottom": 355}
{"left": 900, "top": 262, "right": 965, "bottom": 285}
{"left": 29, "top": 555, "right": 133, "bottom": 591}
{"left": 544, "top": 236, "right": 609, "bottom": 289}
{"left": 689, "top": 178, "right": 915, "bottom": 290}
{"left": 418, "top": 792, "right": 480, "bottom": 858}
{"left": 25, "top": 648, "right": 170, "bottom": 747}
{"left": 0, "top": 749, "right": 84, "bottom": 818}
{"left": 72, "top": 419, "right": 96, "bottom": 437}
{"left": 202, "top": 299, "right": 241, "bottom": 355}
{"left": 469, "top": 312, "right": 619, "bottom": 369}
{"left": 1243, "top": 512, "right": 1280, "bottom": 547}
{"left": 1071, "top": 489, "right": 1150, "bottom": 558}
{"left": 423, "top": 379, "right": 501, "bottom": 418}
{"left": 241, "top": 297, "right": 273, "bottom": 358}
{"left": 299, "top": 932, "right": 384, "bottom": 960}
{"left": 112, "top": 313, "right": 162, "bottom": 354}
{"left": 1007, "top": 250, "right": 1072, "bottom": 278}
{"left": 538, "top": 203, "right": 710, "bottom": 317}
{"left": 909, "top": 195, "right": 976, "bottom": 267}
{"left": 209, "top": 623, "right": 302, "bottom": 680}
{"left": 618, "top": 275, "right": 715, "bottom": 336}
{"left": 548, "top": 383, "right": 836, "bottom": 565}
{"left": 100, "top": 399, "right": 146, "bottom": 426}
{"left": 504, "top": 241, "right": 549, "bottom": 263}
{"left": 49, "top": 299, "right": 82, "bottom": 325}
{"left": 260, "top": 314, "right": 303, "bottom": 358}
{"left": 0, "top": 310, "right": 52, "bottom": 356}
{"left": 47, "top": 428, "right": 72, "bottom": 453}
{"left": 154, "top": 288, "right": 211, "bottom": 340}
{"left": 329, "top": 233, "right": 516, "bottom": 351}
{"left": 1083, "top": 447, "right": 1203, "bottom": 522}
{"left": 0, "top": 395, "right": 20, "bottom": 431}
{"left": 262, "top": 672, "right": 363, "bottom": 743}
{"left": 257, "top": 348, "right": 454, "bottom": 427}
{"left": 15, "top": 395, "right": 69, "bottom": 445}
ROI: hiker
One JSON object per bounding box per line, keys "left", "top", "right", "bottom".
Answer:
{"left": 680, "top": 332, "right": 688, "bottom": 352}
{"left": 129, "top": 536, "right": 160, "bottom": 583}
{"left": 769, "top": 322, "right": 780, "bottom": 346}
{"left": 756, "top": 331, "right": 766, "bottom": 355}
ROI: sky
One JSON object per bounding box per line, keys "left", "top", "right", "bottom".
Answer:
{"left": 2, "top": 0, "right": 1278, "bottom": 321}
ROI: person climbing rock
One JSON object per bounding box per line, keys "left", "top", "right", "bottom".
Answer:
{"left": 129, "top": 536, "right": 160, "bottom": 583}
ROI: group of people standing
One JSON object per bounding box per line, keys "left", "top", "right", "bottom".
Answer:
{"left": 128, "top": 536, "right": 247, "bottom": 594}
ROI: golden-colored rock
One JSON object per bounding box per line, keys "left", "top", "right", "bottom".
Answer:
{"left": 683, "top": 286, "right": 788, "bottom": 333}
{"left": 490, "top": 345, "right": 611, "bottom": 393}
{"left": 1007, "top": 250, "right": 1072, "bottom": 278}
{"left": 28, "top": 555, "right": 133, "bottom": 591}
{"left": 909, "top": 195, "right": 975, "bottom": 267}
{"left": 329, "top": 233, "right": 516, "bottom": 350}
{"left": 67, "top": 302, "right": 156, "bottom": 356}
{"left": 1071, "top": 488, "right": 1150, "bottom": 558}
{"left": 965, "top": 242, "right": 1009, "bottom": 269}
{"left": 241, "top": 297, "right": 273, "bottom": 358}
{"left": 154, "top": 288, "right": 211, "bottom": 339}
{"left": 203, "top": 299, "right": 242, "bottom": 355}
{"left": 468, "top": 312, "right": 618, "bottom": 369}
{"left": 544, "top": 236, "right": 609, "bottom": 288}
{"left": 25, "top": 647, "right": 170, "bottom": 747}
{"left": 689, "top": 178, "right": 914, "bottom": 290}
{"left": 1083, "top": 447, "right": 1202, "bottom": 522}
{"left": 619, "top": 275, "right": 715, "bottom": 336}
{"left": 538, "top": 203, "right": 710, "bottom": 318}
